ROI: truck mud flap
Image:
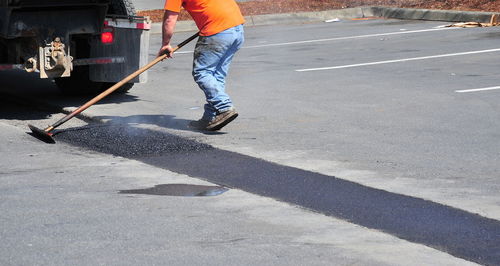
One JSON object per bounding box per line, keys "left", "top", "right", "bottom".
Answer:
{"left": 89, "top": 16, "right": 150, "bottom": 84}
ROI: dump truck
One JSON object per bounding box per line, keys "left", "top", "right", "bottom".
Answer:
{"left": 0, "top": 0, "right": 151, "bottom": 94}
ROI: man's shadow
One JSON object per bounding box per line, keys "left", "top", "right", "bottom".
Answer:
{"left": 93, "top": 114, "right": 226, "bottom": 135}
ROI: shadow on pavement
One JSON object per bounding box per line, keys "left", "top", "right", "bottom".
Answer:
{"left": 0, "top": 70, "right": 141, "bottom": 120}
{"left": 0, "top": 96, "right": 56, "bottom": 121}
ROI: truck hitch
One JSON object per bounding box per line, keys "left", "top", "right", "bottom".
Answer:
{"left": 39, "top": 37, "right": 73, "bottom": 78}
{"left": 24, "top": 57, "right": 37, "bottom": 73}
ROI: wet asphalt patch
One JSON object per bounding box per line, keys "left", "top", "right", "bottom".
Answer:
{"left": 57, "top": 124, "right": 500, "bottom": 265}
{"left": 56, "top": 124, "right": 212, "bottom": 157}
{"left": 120, "top": 184, "right": 228, "bottom": 197}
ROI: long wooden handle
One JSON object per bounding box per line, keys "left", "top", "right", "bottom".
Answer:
{"left": 45, "top": 32, "right": 200, "bottom": 132}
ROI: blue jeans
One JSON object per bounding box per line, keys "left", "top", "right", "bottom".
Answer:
{"left": 192, "top": 24, "right": 244, "bottom": 121}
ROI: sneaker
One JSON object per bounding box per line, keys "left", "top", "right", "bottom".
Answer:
{"left": 208, "top": 108, "right": 238, "bottom": 131}
{"left": 189, "top": 108, "right": 238, "bottom": 131}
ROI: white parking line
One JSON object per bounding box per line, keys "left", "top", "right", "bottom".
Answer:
{"left": 455, "top": 86, "right": 500, "bottom": 93}
{"left": 244, "top": 28, "right": 456, "bottom": 49}
{"left": 174, "top": 27, "right": 457, "bottom": 55}
{"left": 296, "top": 48, "right": 500, "bottom": 72}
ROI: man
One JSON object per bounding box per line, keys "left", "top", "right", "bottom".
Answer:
{"left": 158, "top": 0, "right": 245, "bottom": 131}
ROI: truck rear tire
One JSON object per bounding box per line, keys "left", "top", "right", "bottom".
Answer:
{"left": 108, "top": 0, "right": 136, "bottom": 16}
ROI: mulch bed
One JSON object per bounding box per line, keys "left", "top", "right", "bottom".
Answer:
{"left": 138, "top": 0, "right": 500, "bottom": 23}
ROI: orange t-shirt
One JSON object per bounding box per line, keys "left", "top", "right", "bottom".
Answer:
{"left": 164, "top": 0, "right": 245, "bottom": 36}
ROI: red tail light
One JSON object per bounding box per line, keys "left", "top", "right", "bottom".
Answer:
{"left": 101, "top": 27, "right": 114, "bottom": 44}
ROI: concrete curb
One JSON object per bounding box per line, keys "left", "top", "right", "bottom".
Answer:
{"left": 246, "top": 7, "right": 366, "bottom": 26}
{"left": 369, "top": 6, "right": 499, "bottom": 23}
{"left": 149, "top": 6, "right": 500, "bottom": 34}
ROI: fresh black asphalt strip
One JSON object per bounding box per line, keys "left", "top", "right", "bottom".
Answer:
{"left": 56, "top": 124, "right": 500, "bottom": 265}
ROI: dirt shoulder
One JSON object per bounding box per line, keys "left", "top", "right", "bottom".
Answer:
{"left": 138, "top": 0, "right": 500, "bottom": 23}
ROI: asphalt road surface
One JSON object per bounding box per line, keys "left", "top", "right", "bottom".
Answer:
{"left": 1, "top": 19, "right": 499, "bottom": 265}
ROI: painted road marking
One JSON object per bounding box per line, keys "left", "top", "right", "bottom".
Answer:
{"left": 296, "top": 48, "right": 500, "bottom": 72}
{"left": 456, "top": 86, "right": 500, "bottom": 93}
{"left": 244, "top": 28, "right": 457, "bottom": 49}
{"left": 175, "top": 27, "right": 457, "bottom": 55}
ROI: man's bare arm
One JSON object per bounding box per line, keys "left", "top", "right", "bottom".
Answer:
{"left": 158, "top": 10, "right": 179, "bottom": 57}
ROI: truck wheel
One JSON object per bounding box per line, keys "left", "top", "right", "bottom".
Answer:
{"left": 54, "top": 66, "right": 106, "bottom": 95}
{"left": 108, "top": 0, "right": 136, "bottom": 16}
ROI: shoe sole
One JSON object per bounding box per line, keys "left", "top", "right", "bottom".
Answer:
{"left": 207, "top": 111, "right": 238, "bottom": 131}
